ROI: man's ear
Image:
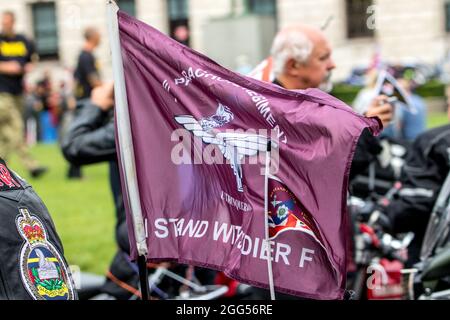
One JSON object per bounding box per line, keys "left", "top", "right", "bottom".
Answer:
{"left": 285, "top": 58, "right": 304, "bottom": 77}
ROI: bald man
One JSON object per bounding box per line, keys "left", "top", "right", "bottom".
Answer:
{"left": 271, "top": 25, "right": 335, "bottom": 90}
{"left": 269, "top": 25, "right": 393, "bottom": 181}
{"left": 271, "top": 25, "right": 392, "bottom": 123}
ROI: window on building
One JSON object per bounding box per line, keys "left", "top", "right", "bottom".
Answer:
{"left": 31, "top": 2, "right": 58, "bottom": 59}
{"left": 346, "top": 0, "right": 374, "bottom": 38}
{"left": 445, "top": 1, "right": 450, "bottom": 32}
{"left": 117, "top": 0, "right": 136, "bottom": 17}
{"left": 167, "top": 0, "right": 190, "bottom": 47}
{"left": 247, "top": 0, "right": 277, "bottom": 16}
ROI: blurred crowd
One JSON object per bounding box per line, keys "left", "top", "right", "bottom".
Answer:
{"left": 23, "top": 71, "right": 76, "bottom": 145}
{"left": 0, "top": 10, "right": 103, "bottom": 179}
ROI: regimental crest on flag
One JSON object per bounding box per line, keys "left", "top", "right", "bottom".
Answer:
{"left": 267, "top": 175, "right": 324, "bottom": 247}
{"left": 16, "top": 208, "right": 75, "bottom": 300}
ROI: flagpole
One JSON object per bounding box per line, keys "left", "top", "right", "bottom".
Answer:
{"left": 106, "top": 0, "right": 150, "bottom": 300}
{"left": 264, "top": 140, "right": 275, "bottom": 300}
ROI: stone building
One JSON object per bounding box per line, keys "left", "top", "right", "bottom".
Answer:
{"left": 0, "top": 0, "right": 449, "bottom": 84}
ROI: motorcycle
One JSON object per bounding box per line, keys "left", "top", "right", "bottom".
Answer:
{"left": 347, "top": 194, "right": 414, "bottom": 300}
{"left": 401, "top": 170, "right": 450, "bottom": 300}
{"left": 350, "top": 137, "right": 409, "bottom": 200}
{"left": 75, "top": 262, "right": 231, "bottom": 300}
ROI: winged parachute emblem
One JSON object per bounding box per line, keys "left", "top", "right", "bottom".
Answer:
{"left": 175, "top": 103, "right": 274, "bottom": 192}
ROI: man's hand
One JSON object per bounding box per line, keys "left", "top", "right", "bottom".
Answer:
{"left": 0, "top": 61, "right": 23, "bottom": 75}
{"left": 91, "top": 81, "right": 114, "bottom": 111}
{"left": 365, "top": 95, "right": 394, "bottom": 128}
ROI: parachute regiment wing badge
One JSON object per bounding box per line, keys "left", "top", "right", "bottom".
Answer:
{"left": 175, "top": 102, "right": 274, "bottom": 192}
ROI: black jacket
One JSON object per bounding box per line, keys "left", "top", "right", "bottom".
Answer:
{"left": 386, "top": 124, "right": 450, "bottom": 264}
{"left": 61, "top": 102, "right": 128, "bottom": 252}
{"left": 387, "top": 124, "right": 450, "bottom": 234}
{"left": 350, "top": 128, "right": 383, "bottom": 181}
{"left": 0, "top": 159, "right": 76, "bottom": 300}
{"left": 62, "top": 100, "right": 116, "bottom": 165}
{"left": 61, "top": 101, "right": 140, "bottom": 299}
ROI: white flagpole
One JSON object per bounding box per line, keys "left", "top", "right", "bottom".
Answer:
{"left": 106, "top": 1, "right": 148, "bottom": 258}
{"left": 264, "top": 140, "right": 275, "bottom": 300}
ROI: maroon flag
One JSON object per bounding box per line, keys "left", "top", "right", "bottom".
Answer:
{"left": 112, "top": 10, "right": 380, "bottom": 299}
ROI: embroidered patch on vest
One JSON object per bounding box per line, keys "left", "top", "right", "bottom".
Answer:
{"left": 16, "top": 208, "right": 75, "bottom": 300}
{"left": 0, "top": 159, "right": 23, "bottom": 191}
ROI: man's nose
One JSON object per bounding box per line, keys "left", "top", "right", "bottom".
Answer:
{"left": 328, "top": 58, "right": 336, "bottom": 70}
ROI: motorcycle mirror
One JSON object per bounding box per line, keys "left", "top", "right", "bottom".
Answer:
{"left": 368, "top": 210, "right": 380, "bottom": 227}
{"left": 391, "top": 144, "right": 407, "bottom": 158}
{"left": 402, "top": 232, "right": 415, "bottom": 249}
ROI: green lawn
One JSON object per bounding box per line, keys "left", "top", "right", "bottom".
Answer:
{"left": 8, "top": 145, "right": 116, "bottom": 275}
{"left": 427, "top": 112, "right": 448, "bottom": 129}
{"left": 5, "top": 111, "right": 448, "bottom": 276}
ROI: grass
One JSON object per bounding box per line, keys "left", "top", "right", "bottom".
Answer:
{"left": 4, "top": 112, "right": 447, "bottom": 276}
{"left": 8, "top": 144, "right": 116, "bottom": 275}
{"left": 427, "top": 112, "right": 448, "bottom": 129}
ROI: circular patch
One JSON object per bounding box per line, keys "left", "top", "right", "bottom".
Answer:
{"left": 16, "top": 208, "right": 75, "bottom": 300}
{"left": 21, "top": 245, "right": 73, "bottom": 300}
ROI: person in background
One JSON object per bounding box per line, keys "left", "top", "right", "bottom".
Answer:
{"left": 353, "top": 67, "right": 426, "bottom": 142}
{"left": 172, "top": 24, "right": 190, "bottom": 47}
{"left": 74, "top": 27, "right": 102, "bottom": 100}
{"left": 23, "top": 83, "right": 41, "bottom": 145}
{"left": 0, "top": 11, "right": 47, "bottom": 178}
{"left": 69, "top": 27, "right": 102, "bottom": 179}
{"left": 380, "top": 84, "right": 450, "bottom": 265}
{"left": 395, "top": 67, "right": 427, "bottom": 141}
{"left": 57, "top": 80, "right": 77, "bottom": 147}
{"left": 35, "top": 72, "right": 59, "bottom": 143}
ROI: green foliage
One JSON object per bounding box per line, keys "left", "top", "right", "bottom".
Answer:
{"left": 330, "top": 84, "right": 362, "bottom": 104}
{"left": 428, "top": 112, "right": 448, "bottom": 129}
{"left": 331, "top": 80, "right": 447, "bottom": 105}
{"left": 415, "top": 80, "right": 446, "bottom": 98}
